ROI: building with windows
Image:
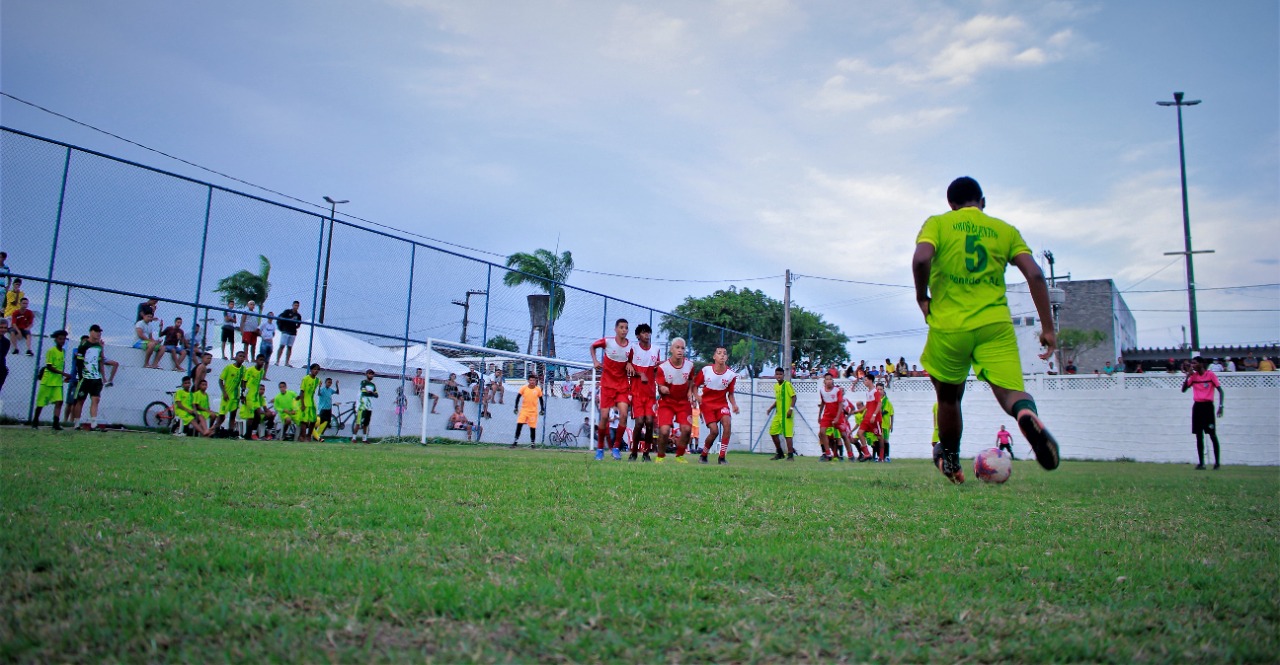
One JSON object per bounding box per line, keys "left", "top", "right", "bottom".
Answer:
{"left": 1008, "top": 278, "right": 1136, "bottom": 374}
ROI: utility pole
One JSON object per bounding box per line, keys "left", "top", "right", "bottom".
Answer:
{"left": 782, "top": 270, "right": 792, "bottom": 378}
{"left": 1043, "top": 250, "right": 1066, "bottom": 373}
{"left": 1157, "top": 91, "right": 1210, "bottom": 356}
{"left": 452, "top": 289, "right": 487, "bottom": 344}
{"left": 318, "top": 195, "right": 348, "bottom": 324}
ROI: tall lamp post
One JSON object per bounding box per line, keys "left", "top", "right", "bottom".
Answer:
{"left": 452, "top": 289, "right": 488, "bottom": 344}
{"left": 1156, "top": 91, "right": 1211, "bottom": 356}
{"left": 318, "top": 195, "right": 348, "bottom": 324}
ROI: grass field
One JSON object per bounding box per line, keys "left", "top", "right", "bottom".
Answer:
{"left": 2, "top": 429, "right": 1277, "bottom": 663}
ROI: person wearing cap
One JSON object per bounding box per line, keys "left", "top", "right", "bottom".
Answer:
{"left": 30, "top": 330, "right": 73, "bottom": 429}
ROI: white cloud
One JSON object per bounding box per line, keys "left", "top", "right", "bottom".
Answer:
{"left": 868, "top": 107, "right": 963, "bottom": 133}
{"left": 805, "top": 75, "right": 887, "bottom": 112}
{"left": 602, "top": 5, "right": 692, "bottom": 64}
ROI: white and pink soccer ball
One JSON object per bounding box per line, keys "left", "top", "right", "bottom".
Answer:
{"left": 974, "top": 447, "right": 1013, "bottom": 484}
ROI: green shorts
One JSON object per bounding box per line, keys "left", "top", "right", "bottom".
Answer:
{"left": 769, "top": 411, "right": 794, "bottom": 437}
{"left": 220, "top": 394, "right": 241, "bottom": 415}
{"left": 299, "top": 406, "right": 316, "bottom": 423}
{"left": 921, "top": 321, "right": 1025, "bottom": 391}
{"left": 824, "top": 426, "right": 843, "bottom": 438}
{"left": 36, "top": 384, "right": 64, "bottom": 407}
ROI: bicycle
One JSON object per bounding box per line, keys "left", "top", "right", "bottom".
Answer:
{"left": 548, "top": 421, "right": 578, "bottom": 447}
{"left": 143, "top": 392, "right": 180, "bottom": 433}
{"left": 328, "top": 401, "right": 359, "bottom": 433}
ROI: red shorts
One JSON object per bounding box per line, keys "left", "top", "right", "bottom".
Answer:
{"left": 599, "top": 383, "right": 631, "bottom": 410}
{"left": 859, "top": 417, "right": 882, "bottom": 436}
{"left": 241, "top": 331, "right": 259, "bottom": 345}
{"left": 657, "top": 401, "right": 692, "bottom": 428}
{"left": 702, "top": 404, "right": 731, "bottom": 423}
{"left": 631, "top": 385, "right": 656, "bottom": 416}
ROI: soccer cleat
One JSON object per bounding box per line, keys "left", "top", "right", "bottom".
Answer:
{"left": 1017, "top": 412, "right": 1060, "bottom": 471}
{"left": 52, "top": 423, "right": 63, "bottom": 431}
{"left": 675, "top": 456, "right": 688, "bottom": 464}
{"left": 1195, "top": 463, "right": 1206, "bottom": 470}
{"left": 641, "top": 452, "right": 652, "bottom": 463}
{"left": 883, "top": 457, "right": 891, "bottom": 463}
{"left": 787, "top": 452, "right": 795, "bottom": 461}
{"left": 770, "top": 452, "right": 786, "bottom": 460}
{"left": 654, "top": 456, "right": 666, "bottom": 464}
{"left": 819, "top": 454, "right": 831, "bottom": 462}
{"left": 699, "top": 453, "right": 709, "bottom": 464}
{"left": 717, "top": 456, "right": 727, "bottom": 465}
{"left": 511, "top": 442, "right": 518, "bottom": 448}
{"left": 29, "top": 421, "right": 39, "bottom": 429}
{"left": 595, "top": 449, "right": 605, "bottom": 461}
{"left": 933, "top": 443, "right": 964, "bottom": 484}
{"left": 628, "top": 452, "right": 638, "bottom": 462}
{"left": 612, "top": 449, "right": 622, "bottom": 461}
{"left": 173, "top": 430, "right": 186, "bottom": 437}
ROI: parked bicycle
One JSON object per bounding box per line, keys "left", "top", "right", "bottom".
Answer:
{"left": 548, "top": 421, "right": 578, "bottom": 447}
{"left": 143, "top": 392, "right": 180, "bottom": 433}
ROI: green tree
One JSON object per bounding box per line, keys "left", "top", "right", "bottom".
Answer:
{"left": 503, "top": 249, "right": 574, "bottom": 357}
{"left": 660, "top": 287, "right": 849, "bottom": 376}
{"left": 1057, "top": 328, "right": 1107, "bottom": 363}
{"left": 213, "top": 255, "right": 272, "bottom": 309}
{"left": 485, "top": 335, "right": 520, "bottom": 353}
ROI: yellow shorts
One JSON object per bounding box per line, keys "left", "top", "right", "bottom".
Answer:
{"left": 36, "top": 384, "right": 64, "bottom": 407}
{"left": 220, "top": 394, "right": 242, "bottom": 415}
{"left": 769, "top": 412, "right": 794, "bottom": 437}
{"left": 921, "top": 322, "right": 1025, "bottom": 391}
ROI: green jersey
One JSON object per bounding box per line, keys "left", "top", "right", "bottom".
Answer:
{"left": 40, "top": 346, "right": 66, "bottom": 387}
{"left": 193, "top": 391, "right": 211, "bottom": 416}
{"left": 174, "top": 388, "right": 194, "bottom": 419}
{"left": 220, "top": 363, "right": 245, "bottom": 396}
{"left": 241, "top": 365, "right": 265, "bottom": 405}
{"left": 358, "top": 380, "right": 377, "bottom": 411}
{"left": 916, "top": 206, "right": 1031, "bottom": 331}
{"left": 77, "top": 342, "right": 104, "bottom": 381}
{"left": 273, "top": 391, "right": 299, "bottom": 415}
{"left": 300, "top": 374, "right": 318, "bottom": 408}
{"left": 773, "top": 380, "right": 795, "bottom": 417}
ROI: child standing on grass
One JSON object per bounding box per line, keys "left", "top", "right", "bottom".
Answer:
{"left": 511, "top": 374, "right": 545, "bottom": 448}
{"left": 353, "top": 369, "right": 378, "bottom": 443}
{"left": 30, "top": 330, "right": 72, "bottom": 429}
{"left": 314, "top": 378, "right": 339, "bottom": 442}
{"left": 298, "top": 364, "right": 320, "bottom": 442}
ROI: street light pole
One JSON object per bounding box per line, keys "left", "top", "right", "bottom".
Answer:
{"left": 1156, "top": 92, "right": 1203, "bottom": 356}
{"left": 318, "top": 196, "right": 348, "bottom": 324}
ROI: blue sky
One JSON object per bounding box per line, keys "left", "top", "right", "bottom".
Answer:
{"left": 2, "top": 0, "right": 1276, "bottom": 362}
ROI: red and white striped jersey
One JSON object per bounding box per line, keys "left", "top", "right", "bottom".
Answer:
{"left": 590, "top": 336, "right": 632, "bottom": 390}
{"left": 655, "top": 358, "right": 694, "bottom": 403}
{"left": 818, "top": 385, "right": 844, "bottom": 422}
{"left": 693, "top": 365, "right": 737, "bottom": 411}
{"left": 628, "top": 342, "right": 661, "bottom": 381}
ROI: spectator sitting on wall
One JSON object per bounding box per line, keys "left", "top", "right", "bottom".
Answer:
{"left": 412, "top": 368, "right": 425, "bottom": 396}
{"left": 1135, "top": 363, "right": 1145, "bottom": 373}
{"left": 160, "top": 316, "right": 190, "bottom": 370}
{"left": 1064, "top": 359, "right": 1077, "bottom": 374}
{"left": 1225, "top": 357, "right": 1237, "bottom": 372}
{"left": 1258, "top": 357, "right": 1276, "bottom": 372}
{"left": 0, "top": 252, "right": 10, "bottom": 289}
{"left": 447, "top": 403, "right": 478, "bottom": 440}
{"left": 1166, "top": 358, "right": 1180, "bottom": 373}
{"left": 1208, "top": 358, "right": 1224, "bottom": 372}
{"left": 134, "top": 310, "right": 164, "bottom": 368}
{"left": 896, "top": 357, "right": 909, "bottom": 376}
{"left": 443, "top": 373, "right": 465, "bottom": 407}
{"left": 4, "top": 278, "right": 25, "bottom": 318}
{"left": 275, "top": 300, "right": 303, "bottom": 367}
{"left": 8, "top": 297, "right": 35, "bottom": 356}
{"left": 1242, "top": 353, "right": 1259, "bottom": 371}
{"left": 1103, "top": 362, "right": 1114, "bottom": 375}
{"left": 491, "top": 368, "right": 505, "bottom": 404}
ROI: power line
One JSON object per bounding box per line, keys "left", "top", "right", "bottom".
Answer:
{"left": 792, "top": 273, "right": 913, "bottom": 289}
{"left": 1128, "top": 308, "right": 1278, "bottom": 313}
{"left": 1120, "top": 258, "right": 1183, "bottom": 291}
{"left": 573, "top": 269, "right": 782, "bottom": 283}
{"left": 1123, "top": 283, "right": 1280, "bottom": 294}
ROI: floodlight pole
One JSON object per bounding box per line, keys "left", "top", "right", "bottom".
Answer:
{"left": 1156, "top": 92, "right": 1204, "bottom": 356}
{"left": 782, "top": 269, "right": 793, "bottom": 378}
{"left": 318, "top": 195, "right": 349, "bottom": 324}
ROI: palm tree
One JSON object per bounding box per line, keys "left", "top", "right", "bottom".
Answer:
{"left": 214, "top": 255, "right": 272, "bottom": 309}
{"left": 503, "top": 249, "right": 573, "bottom": 357}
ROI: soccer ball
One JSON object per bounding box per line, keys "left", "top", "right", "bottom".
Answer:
{"left": 974, "top": 447, "right": 1013, "bottom": 484}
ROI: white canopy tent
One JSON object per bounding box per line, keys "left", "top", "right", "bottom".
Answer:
{"left": 290, "top": 327, "right": 469, "bottom": 379}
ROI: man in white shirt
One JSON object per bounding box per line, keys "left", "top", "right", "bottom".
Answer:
{"left": 134, "top": 312, "right": 163, "bottom": 369}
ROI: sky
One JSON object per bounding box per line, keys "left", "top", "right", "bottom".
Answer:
{"left": 2, "top": 0, "right": 1277, "bottom": 364}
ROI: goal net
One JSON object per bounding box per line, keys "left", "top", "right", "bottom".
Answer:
{"left": 415, "top": 338, "right": 597, "bottom": 447}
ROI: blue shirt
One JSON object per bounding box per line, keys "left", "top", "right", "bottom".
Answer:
{"left": 317, "top": 386, "right": 337, "bottom": 411}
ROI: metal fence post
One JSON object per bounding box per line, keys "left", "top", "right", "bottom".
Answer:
{"left": 27, "top": 146, "right": 72, "bottom": 423}
{"left": 749, "top": 339, "right": 755, "bottom": 452}
{"left": 189, "top": 185, "right": 213, "bottom": 373}
{"left": 419, "top": 337, "right": 433, "bottom": 445}
{"left": 397, "top": 244, "right": 416, "bottom": 436}
{"left": 60, "top": 285, "right": 70, "bottom": 330}
{"left": 481, "top": 265, "right": 492, "bottom": 347}
{"left": 306, "top": 214, "right": 325, "bottom": 367}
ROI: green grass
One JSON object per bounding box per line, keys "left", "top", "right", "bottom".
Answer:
{"left": 2, "top": 430, "right": 1277, "bottom": 663}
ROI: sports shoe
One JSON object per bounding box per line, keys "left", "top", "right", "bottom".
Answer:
{"left": 654, "top": 455, "right": 666, "bottom": 464}
{"left": 1016, "top": 411, "right": 1060, "bottom": 471}
{"left": 675, "top": 456, "right": 688, "bottom": 464}
{"left": 250, "top": 434, "right": 260, "bottom": 441}
{"left": 699, "top": 453, "right": 709, "bottom": 464}
{"left": 80, "top": 423, "right": 92, "bottom": 431}
{"left": 933, "top": 442, "right": 965, "bottom": 484}
{"left": 511, "top": 442, "right": 518, "bottom": 448}
{"left": 787, "top": 452, "right": 795, "bottom": 461}
{"left": 717, "top": 456, "right": 727, "bottom": 465}
{"left": 641, "top": 452, "right": 652, "bottom": 462}
{"left": 29, "top": 421, "right": 38, "bottom": 429}
{"left": 883, "top": 457, "right": 891, "bottom": 463}
{"left": 595, "top": 449, "right": 605, "bottom": 461}
{"left": 52, "top": 423, "right": 63, "bottom": 431}
{"left": 819, "top": 454, "right": 832, "bottom": 462}
{"left": 173, "top": 430, "right": 186, "bottom": 437}
{"left": 1213, "top": 463, "right": 1220, "bottom": 470}
{"left": 612, "top": 449, "right": 622, "bottom": 461}
{"left": 628, "top": 452, "right": 638, "bottom": 462}
{"left": 1195, "top": 463, "right": 1206, "bottom": 470}
{"left": 770, "top": 452, "right": 786, "bottom": 460}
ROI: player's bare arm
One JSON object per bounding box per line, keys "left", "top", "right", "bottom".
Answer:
{"left": 1011, "top": 253, "right": 1057, "bottom": 358}
{"left": 912, "top": 242, "right": 935, "bottom": 319}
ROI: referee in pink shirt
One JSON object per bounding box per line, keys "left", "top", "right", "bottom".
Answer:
{"left": 1181, "top": 357, "right": 1225, "bottom": 470}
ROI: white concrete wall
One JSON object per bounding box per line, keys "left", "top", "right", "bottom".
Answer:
{"left": 3, "top": 346, "right": 1276, "bottom": 465}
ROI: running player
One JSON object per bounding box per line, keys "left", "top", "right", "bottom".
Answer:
{"left": 995, "top": 425, "right": 1015, "bottom": 459}
{"left": 815, "top": 371, "right": 844, "bottom": 462}
{"left": 213, "top": 351, "right": 247, "bottom": 437}
{"left": 1182, "top": 356, "right": 1225, "bottom": 470}
{"left": 72, "top": 325, "right": 111, "bottom": 431}
{"left": 692, "top": 346, "right": 739, "bottom": 464}
{"left": 913, "top": 176, "right": 1060, "bottom": 483}
{"left": 239, "top": 354, "right": 268, "bottom": 440}
{"left": 654, "top": 337, "right": 695, "bottom": 463}
{"left": 30, "top": 330, "right": 72, "bottom": 429}
{"left": 314, "top": 378, "right": 339, "bottom": 442}
{"left": 353, "top": 369, "right": 378, "bottom": 443}
{"left": 511, "top": 374, "right": 545, "bottom": 448}
{"left": 589, "top": 318, "right": 632, "bottom": 461}
{"left": 764, "top": 367, "right": 797, "bottom": 460}
{"left": 298, "top": 364, "right": 320, "bottom": 441}
{"left": 852, "top": 376, "right": 884, "bottom": 461}
{"left": 626, "top": 323, "right": 661, "bottom": 462}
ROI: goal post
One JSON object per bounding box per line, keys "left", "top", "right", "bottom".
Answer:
{"left": 417, "top": 338, "right": 597, "bottom": 447}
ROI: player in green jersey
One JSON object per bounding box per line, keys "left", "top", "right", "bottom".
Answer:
{"left": 30, "top": 330, "right": 72, "bottom": 429}
{"left": 912, "top": 177, "right": 1060, "bottom": 483}
{"left": 297, "top": 364, "right": 321, "bottom": 442}
{"left": 213, "top": 350, "right": 247, "bottom": 436}
{"left": 353, "top": 369, "right": 378, "bottom": 443}
{"left": 764, "top": 367, "right": 797, "bottom": 460}
{"left": 239, "top": 354, "right": 269, "bottom": 439}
